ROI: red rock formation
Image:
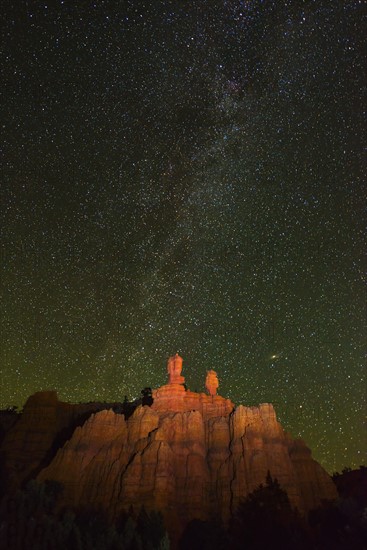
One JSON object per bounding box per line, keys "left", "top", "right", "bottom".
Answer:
{"left": 167, "top": 353, "right": 185, "bottom": 384}
{"left": 37, "top": 385, "right": 337, "bottom": 544}
{"left": 151, "top": 384, "right": 234, "bottom": 419}
{"left": 205, "top": 370, "right": 219, "bottom": 396}
{"left": 0, "top": 391, "right": 118, "bottom": 491}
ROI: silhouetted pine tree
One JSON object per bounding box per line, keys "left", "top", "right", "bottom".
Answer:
{"left": 229, "top": 471, "right": 310, "bottom": 550}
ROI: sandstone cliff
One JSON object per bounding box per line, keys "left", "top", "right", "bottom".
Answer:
{"left": 0, "top": 391, "right": 118, "bottom": 492}
{"left": 36, "top": 384, "right": 337, "bottom": 542}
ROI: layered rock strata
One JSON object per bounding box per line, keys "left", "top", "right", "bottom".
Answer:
{"left": 37, "top": 386, "right": 337, "bottom": 541}
{"left": 0, "top": 391, "right": 117, "bottom": 491}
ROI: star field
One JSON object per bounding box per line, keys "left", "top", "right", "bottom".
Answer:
{"left": 1, "top": 0, "right": 365, "bottom": 473}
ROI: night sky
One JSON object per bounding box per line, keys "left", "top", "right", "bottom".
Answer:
{"left": 1, "top": 1, "right": 365, "bottom": 473}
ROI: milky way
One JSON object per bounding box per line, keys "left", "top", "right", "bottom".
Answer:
{"left": 1, "top": 1, "right": 365, "bottom": 472}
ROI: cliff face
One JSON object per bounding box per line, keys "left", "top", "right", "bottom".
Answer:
{"left": 0, "top": 391, "right": 117, "bottom": 492}
{"left": 37, "top": 384, "right": 337, "bottom": 541}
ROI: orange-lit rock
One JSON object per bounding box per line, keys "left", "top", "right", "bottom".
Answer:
{"left": 37, "top": 385, "right": 337, "bottom": 544}
{"left": 151, "top": 384, "right": 234, "bottom": 419}
{"left": 205, "top": 370, "right": 219, "bottom": 396}
{"left": 167, "top": 353, "right": 185, "bottom": 384}
{"left": 0, "top": 391, "right": 118, "bottom": 491}
{"left": 2, "top": 361, "right": 337, "bottom": 546}
{"left": 288, "top": 437, "right": 338, "bottom": 513}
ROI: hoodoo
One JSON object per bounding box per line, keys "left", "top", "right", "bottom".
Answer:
{"left": 35, "top": 355, "right": 337, "bottom": 543}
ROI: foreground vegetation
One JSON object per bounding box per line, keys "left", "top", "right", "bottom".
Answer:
{"left": 1, "top": 468, "right": 366, "bottom": 550}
